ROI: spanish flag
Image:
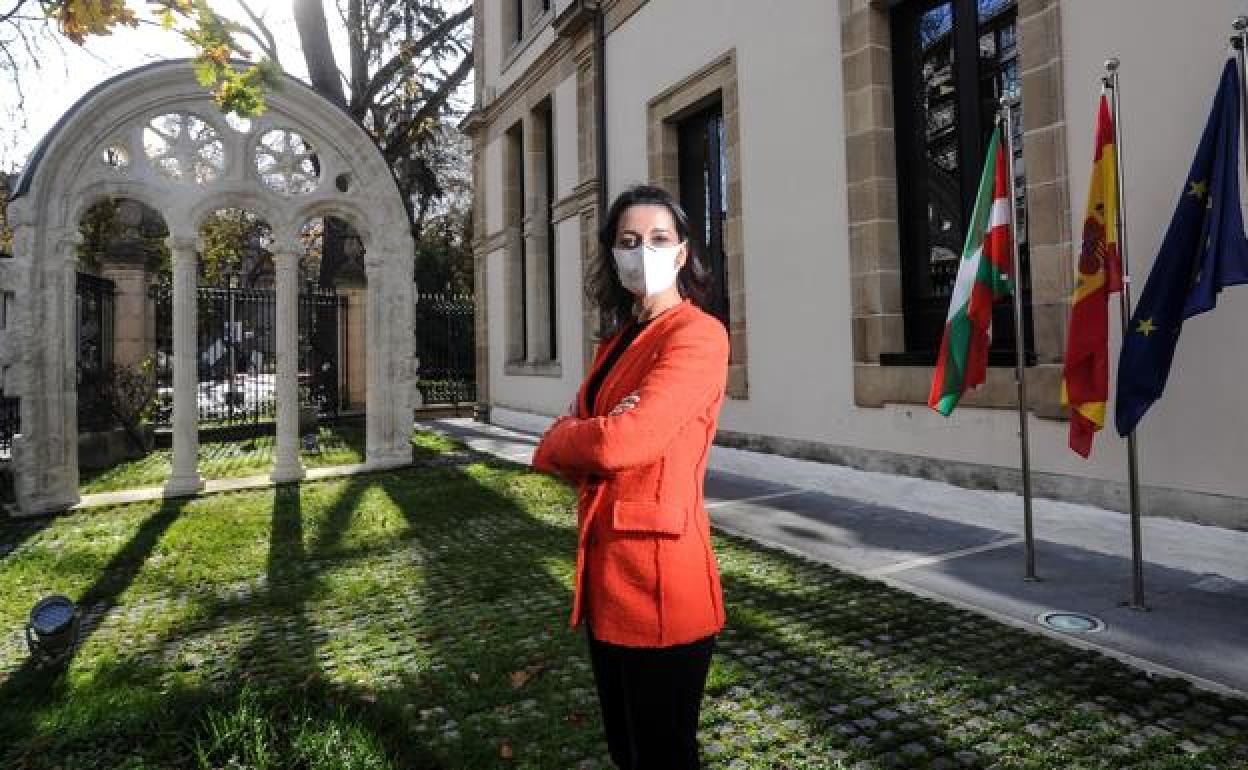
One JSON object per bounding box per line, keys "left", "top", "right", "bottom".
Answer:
{"left": 1061, "top": 95, "right": 1122, "bottom": 457}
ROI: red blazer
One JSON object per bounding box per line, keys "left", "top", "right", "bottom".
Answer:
{"left": 532, "top": 299, "right": 729, "bottom": 647}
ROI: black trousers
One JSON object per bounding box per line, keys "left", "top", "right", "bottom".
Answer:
{"left": 586, "top": 630, "right": 716, "bottom": 770}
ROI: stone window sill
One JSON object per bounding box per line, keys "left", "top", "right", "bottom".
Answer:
{"left": 505, "top": 360, "right": 562, "bottom": 378}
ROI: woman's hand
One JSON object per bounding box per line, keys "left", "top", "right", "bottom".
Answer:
{"left": 609, "top": 390, "right": 641, "bottom": 416}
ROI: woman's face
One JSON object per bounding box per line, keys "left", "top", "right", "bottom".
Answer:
{"left": 614, "top": 204, "right": 687, "bottom": 267}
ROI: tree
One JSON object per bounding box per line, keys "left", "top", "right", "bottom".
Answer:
{"left": 1, "top": 1, "right": 281, "bottom": 122}
{"left": 289, "top": 0, "right": 473, "bottom": 287}
{"left": 7, "top": 0, "right": 475, "bottom": 290}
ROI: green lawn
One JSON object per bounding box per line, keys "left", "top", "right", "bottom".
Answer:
{"left": 79, "top": 422, "right": 460, "bottom": 494}
{"left": 1, "top": 435, "right": 1245, "bottom": 769}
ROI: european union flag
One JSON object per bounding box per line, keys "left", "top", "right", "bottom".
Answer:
{"left": 1115, "top": 58, "right": 1248, "bottom": 436}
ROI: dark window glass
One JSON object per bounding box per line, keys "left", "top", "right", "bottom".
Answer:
{"left": 542, "top": 102, "right": 557, "bottom": 360}
{"left": 889, "top": 0, "right": 1033, "bottom": 363}
{"left": 677, "top": 103, "right": 730, "bottom": 328}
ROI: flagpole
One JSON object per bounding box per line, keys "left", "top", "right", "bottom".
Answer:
{"left": 1233, "top": 19, "right": 1248, "bottom": 185}
{"left": 999, "top": 95, "right": 1039, "bottom": 582}
{"left": 1103, "top": 58, "right": 1148, "bottom": 611}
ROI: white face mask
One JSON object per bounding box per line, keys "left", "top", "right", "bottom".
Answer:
{"left": 612, "top": 243, "right": 683, "bottom": 297}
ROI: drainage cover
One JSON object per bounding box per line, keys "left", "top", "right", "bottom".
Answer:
{"left": 1038, "top": 611, "right": 1105, "bottom": 633}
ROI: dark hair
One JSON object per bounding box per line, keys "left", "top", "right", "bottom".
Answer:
{"left": 590, "top": 184, "right": 712, "bottom": 337}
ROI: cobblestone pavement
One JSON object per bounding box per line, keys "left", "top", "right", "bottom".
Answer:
{"left": 2, "top": 458, "right": 1246, "bottom": 769}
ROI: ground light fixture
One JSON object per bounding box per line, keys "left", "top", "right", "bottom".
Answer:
{"left": 1037, "top": 610, "right": 1106, "bottom": 634}
{"left": 25, "top": 594, "right": 80, "bottom": 666}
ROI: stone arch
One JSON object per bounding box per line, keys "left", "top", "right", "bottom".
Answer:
{"left": 4, "top": 60, "right": 416, "bottom": 514}
{"left": 289, "top": 200, "right": 378, "bottom": 250}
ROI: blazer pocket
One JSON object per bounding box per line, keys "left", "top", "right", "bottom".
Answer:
{"left": 612, "top": 500, "right": 688, "bottom": 536}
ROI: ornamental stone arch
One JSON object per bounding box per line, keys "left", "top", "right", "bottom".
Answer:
{"left": 3, "top": 60, "right": 417, "bottom": 515}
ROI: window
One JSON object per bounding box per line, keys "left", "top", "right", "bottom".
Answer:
{"left": 648, "top": 52, "right": 747, "bottom": 397}
{"left": 541, "top": 100, "right": 557, "bottom": 361}
{"left": 504, "top": 105, "right": 559, "bottom": 372}
{"left": 677, "top": 102, "right": 730, "bottom": 329}
{"left": 502, "top": 0, "right": 525, "bottom": 49}
{"left": 889, "top": 0, "right": 1033, "bottom": 362}
{"left": 504, "top": 123, "right": 527, "bottom": 363}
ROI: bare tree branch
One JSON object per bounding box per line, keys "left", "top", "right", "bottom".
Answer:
{"left": 236, "top": 0, "right": 280, "bottom": 65}
{"left": 0, "top": 0, "right": 31, "bottom": 25}
{"left": 355, "top": 6, "right": 470, "bottom": 114}
{"left": 382, "top": 49, "right": 472, "bottom": 164}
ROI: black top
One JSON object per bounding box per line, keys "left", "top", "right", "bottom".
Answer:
{"left": 584, "top": 319, "right": 650, "bottom": 415}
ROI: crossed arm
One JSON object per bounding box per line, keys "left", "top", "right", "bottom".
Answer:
{"left": 531, "top": 323, "right": 729, "bottom": 482}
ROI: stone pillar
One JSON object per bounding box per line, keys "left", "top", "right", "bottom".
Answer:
{"left": 363, "top": 239, "right": 415, "bottom": 469}
{"left": 340, "top": 284, "right": 368, "bottom": 412}
{"left": 60, "top": 255, "right": 80, "bottom": 495}
{"left": 98, "top": 264, "right": 153, "bottom": 369}
{"left": 364, "top": 256, "right": 387, "bottom": 465}
{"left": 271, "top": 241, "right": 305, "bottom": 482}
{"left": 165, "top": 234, "right": 203, "bottom": 495}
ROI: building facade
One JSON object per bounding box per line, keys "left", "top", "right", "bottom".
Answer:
{"left": 463, "top": 0, "right": 1248, "bottom": 528}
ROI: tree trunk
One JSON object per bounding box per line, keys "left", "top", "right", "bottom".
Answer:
{"left": 292, "top": 0, "right": 346, "bottom": 107}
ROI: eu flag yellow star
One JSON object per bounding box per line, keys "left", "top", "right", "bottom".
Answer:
{"left": 1136, "top": 318, "right": 1157, "bottom": 336}
{"left": 1188, "top": 179, "right": 1209, "bottom": 200}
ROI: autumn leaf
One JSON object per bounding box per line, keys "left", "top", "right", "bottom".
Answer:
{"left": 499, "top": 740, "right": 514, "bottom": 759}
{"left": 509, "top": 670, "right": 529, "bottom": 689}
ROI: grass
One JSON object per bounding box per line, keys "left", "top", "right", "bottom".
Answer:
{"left": 1, "top": 433, "right": 1245, "bottom": 769}
{"left": 79, "top": 421, "right": 460, "bottom": 494}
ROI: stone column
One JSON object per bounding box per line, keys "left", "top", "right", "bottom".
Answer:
{"left": 364, "top": 255, "right": 387, "bottom": 465}
{"left": 340, "top": 283, "right": 368, "bottom": 412}
{"left": 19, "top": 231, "right": 83, "bottom": 512}
{"left": 98, "top": 264, "right": 153, "bottom": 369}
{"left": 271, "top": 240, "right": 305, "bottom": 482}
{"left": 363, "top": 239, "right": 415, "bottom": 469}
{"left": 165, "top": 234, "right": 203, "bottom": 495}
{"left": 60, "top": 255, "right": 80, "bottom": 497}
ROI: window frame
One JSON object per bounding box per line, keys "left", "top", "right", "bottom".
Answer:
{"left": 676, "top": 102, "right": 730, "bottom": 329}
{"left": 887, "top": 0, "right": 1035, "bottom": 366}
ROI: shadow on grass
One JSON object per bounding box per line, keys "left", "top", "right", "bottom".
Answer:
{"left": 1, "top": 455, "right": 596, "bottom": 769}
{"left": 0, "top": 516, "right": 50, "bottom": 568}
{"left": 0, "top": 497, "right": 189, "bottom": 748}
{"left": 705, "top": 534, "right": 1248, "bottom": 769}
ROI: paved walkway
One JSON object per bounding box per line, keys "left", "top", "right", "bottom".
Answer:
{"left": 420, "top": 416, "right": 1248, "bottom": 698}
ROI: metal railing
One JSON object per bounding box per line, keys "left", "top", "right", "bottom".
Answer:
{"left": 414, "top": 292, "right": 476, "bottom": 407}
{"left": 0, "top": 395, "right": 18, "bottom": 460}
{"left": 149, "top": 281, "right": 348, "bottom": 428}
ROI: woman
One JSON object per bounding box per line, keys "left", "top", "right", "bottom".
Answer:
{"left": 531, "top": 184, "right": 730, "bottom": 769}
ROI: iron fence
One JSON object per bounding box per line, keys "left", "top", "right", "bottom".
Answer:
{"left": 0, "top": 395, "right": 17, "bottom": 461}
{"left": 149, "top": 281, "right": 348, "bottom": 428}
{"left": 76, "top": 272, "right": 115, "bottom": 433}
{"left": 414, "top": 292, "right": 475, "bottom": 407}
